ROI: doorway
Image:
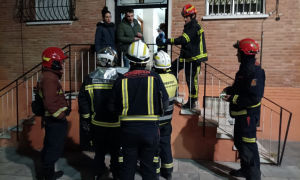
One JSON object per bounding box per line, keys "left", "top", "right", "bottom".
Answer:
{"left": 115, "top": 1, "right": 169, "bottom": 53}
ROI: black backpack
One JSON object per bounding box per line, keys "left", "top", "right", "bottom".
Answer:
{"left": 31, "top": 88, "right": 45, "bottom": 116}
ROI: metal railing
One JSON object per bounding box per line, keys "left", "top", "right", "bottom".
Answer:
{"left": 0, "top": 43, "right": 292, "bottom": 166}
{"left": 13, "top": 0, "right": 77, "bottom": 23}
{"left": 0, "top": 43, "right": 178, "bottom": 139}
{"left": 201, "top": 62, "right": 293, "bottom": 165}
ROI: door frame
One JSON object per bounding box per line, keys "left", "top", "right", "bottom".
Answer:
{"left": 114, "top": 0, "right": 169, "bottom": 46}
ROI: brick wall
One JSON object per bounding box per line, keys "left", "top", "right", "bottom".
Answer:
{"left": 0, "top": 0, "right": 105, "bottom": 85}
{"left": 0, "top": 0, "right": 299, "bottom": 89}
{"left": 171, "top": 0, "right": 300, "bottom": 87}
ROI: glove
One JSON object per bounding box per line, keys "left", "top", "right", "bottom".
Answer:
{"left": 65, "top": 108, "right": 71, "bottom": 116}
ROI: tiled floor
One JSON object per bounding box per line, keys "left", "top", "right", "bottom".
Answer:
{"left": 0, "top": 142, "right": 299, "bottom": 180}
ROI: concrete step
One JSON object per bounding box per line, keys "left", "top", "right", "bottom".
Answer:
{"left": 0, "top": 132, "right": 11, "bottom": 139}
{"left": 8, "top": 125, "right": 23, "bottom": 132}
{"left": 21, "top": 117, "right": 36, "bottom": 125}
{"left": 232, "top": 141, "right": 276, "bottom": 164}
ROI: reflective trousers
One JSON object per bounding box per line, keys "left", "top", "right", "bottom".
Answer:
{"left": 234, "top": 115, "right": 261, "bottom": 180}
{"left": 171, "top": 59, "right": 201, "bottom": 99}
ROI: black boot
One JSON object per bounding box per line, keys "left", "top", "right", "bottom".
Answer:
{"left": 43, "top": 166, "right": 64, "bottom": 180}
{"left": 161, "top": 173, "right": 172, "bottom": 180}
{"left": 229, "top": 169, "right": 246, "bottom": 177}
{"left": 93, "top": 175, "right": 102, "bottom": 180}
{"left": 182, "top": 98, "right": 197, "bottom": 109}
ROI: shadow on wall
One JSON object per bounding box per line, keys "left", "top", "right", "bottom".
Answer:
{"left": 171, "top": 103, "right": 239, "bottom": 179}
{"left": 172, "top": 103, "right": 218, "bottom": 160}
{"left": 4, "top": 120, "right": 115, "bottom": 180}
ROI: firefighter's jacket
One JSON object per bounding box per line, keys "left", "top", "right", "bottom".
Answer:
{"left": 38, "top": 68, "right": 68, "bottom": 119}
{"left": 157, "top": 70, "right": 178, "bottom": 125}
{"left": 166, "top": 18, "right": 207, "bottom": 62}
{"left": 78, "top": 67, "right": 125, "bottom": 127}
{"left": 226, "top": 58, "right": 265, "bottom": 118}
{"left": 108, "top": 66, "right": 169, "bottom": 134}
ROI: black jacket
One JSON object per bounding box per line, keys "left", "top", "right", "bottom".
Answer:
{"left": 226, "top": 57, "right": 265, "bottom": 118}
{"left": 166, "top": 18, "right": 208, "bottom": 62}
{"left": 108, "top": 66, "right": 169, "bottom": 134}
{"left": 78, "top": 68, "right": 120, "bottom": 127}
{"left": 156, "top": 31, "right": 167, "bottom": 52}
{"left": 94, "top": 21, "right": 117, "bottom": 53}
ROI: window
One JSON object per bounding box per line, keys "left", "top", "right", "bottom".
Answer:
{"left": 117, "top": 0, "right": 167, "bottom": 6}
{"left": 14, "top": 0, "right": 77, "bottom": 24}
{"left": 204, "top": 0, "right": 268, "bottom": 19}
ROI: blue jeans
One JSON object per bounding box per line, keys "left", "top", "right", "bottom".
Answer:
{"left": 123, "top": 54, "right": 130, "bottom": 68}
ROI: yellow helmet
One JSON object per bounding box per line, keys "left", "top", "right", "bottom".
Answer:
{"left": 126, "top": 40, "right": 150, "bottom": 64}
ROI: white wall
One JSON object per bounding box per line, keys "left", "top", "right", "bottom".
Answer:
{"left": 143, "top": 9, "right": 154, "bottom": 62}
{"left": 134, "top": 9, "right": 143, "bottom": 20}
{"left": 106, "top": 0, "right": 115, "bottom": 23}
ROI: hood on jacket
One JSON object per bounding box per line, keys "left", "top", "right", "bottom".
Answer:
{"left": 122, "top": 18, "right": 139, "bottom": 27}
{"left": 43, "top": 67, "right": 63, "bottom": 77}
{"left": 96, "top": 20, "right": 115, "bottom": 27}
{"left": 184, "top": 18, "right": 198, "bottom": 29}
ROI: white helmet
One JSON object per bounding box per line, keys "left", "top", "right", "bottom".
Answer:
{"left": 126, "top": 40, "right": 150, "bottom": 64}
{"left": 154, "top": 50, "right": 171, "bottom": 69}
{"left": 97, "top": 47, "right": 118, "bottom": 67}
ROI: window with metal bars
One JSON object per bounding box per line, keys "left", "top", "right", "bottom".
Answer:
{"left": 14, "top": 0, "right": 77, "bottom": 23}
{"left": 204, "top": 0, "right": 267, "bottom": 19}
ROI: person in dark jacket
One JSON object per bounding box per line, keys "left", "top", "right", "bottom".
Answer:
{"left": 162, "top": 4, "right": 208, "bottom": 109}
{"left": 108, "top": 40, "right": 169, "bottom": 180}
{"left": 224, "top": 38, "right": 265, "bottom": 180}
{"left": 95, "top": 6, "right": 117, "bottom": 53}
{"left": 156, "top": 23, "right": 167, "bottom": 52}
{"left": 38, "top": 47, "right": 70, "bottom": 180}
{"left": 78, "top": 47, "right": 127, "bottom": 180}
{"left": 117, "top": 8, "right": 144, "bottom": 67}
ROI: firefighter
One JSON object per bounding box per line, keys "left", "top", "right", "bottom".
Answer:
{"left": 108, "top": 40, "right": 169, "bottom": 180}
{"left": 78, "top": 47, "right": 122, "bottom": 180}
{"left": 38, "top": 47, "right": 70, "bottom": 180}
{"left": 223, "top": 38, "right": 265, "bottom": 180}
{"left": 162, "top": 4, "right": 208, "bottom": 109}
{"left": 153, "top": 51, "right": 178, "bottom": 180}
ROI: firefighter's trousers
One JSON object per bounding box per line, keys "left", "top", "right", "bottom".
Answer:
{"left": 91, "top": 125, "right": 120, "bottom": 177}
{"left": 120, "top": 130, "right": 159, "bottom": 180}
{"left": 41, "top": 117, "right": 68, "bottom": 166}
{"left": 234, "top": 115, "right": 261, "bottom": 180}
{"left": 171, "top": 59, "right": 201, "bottom": 99}
{"left": 158, "top": 122, "right": 173, "bottom": 175}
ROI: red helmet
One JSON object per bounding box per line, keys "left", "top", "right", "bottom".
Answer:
{"left": 181, "top": 4, "right": 197, "bottom": 17}
{"left": 42, "top": 47, "right": 68, "bottom": 70}
{"left": 233, "top": 38, "right": 259, "bottom": 55}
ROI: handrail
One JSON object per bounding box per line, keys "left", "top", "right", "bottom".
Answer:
{"left": 203, "top": 62, "right": 292, "bottom": 113}
{"left": 0, "top": 62, "right": 42, "bottom": 93}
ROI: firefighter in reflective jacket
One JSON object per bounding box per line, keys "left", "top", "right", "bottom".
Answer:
{"left": 38, "top": 47, "right": 70, "bottom": 180}
{"left": 108, "top": 40, "right": 169, "bottom": 180}
{"left": 78, "top": 47, "right": 124, "bottom": 180}
{"left": 163, "top": 4, "right": 208, "bottom": 109}
{"left": 153, "top": 51, "right": 178, "bottom": 180}
{"left": 224, "top": 38, "right": 265, "bottom": 180}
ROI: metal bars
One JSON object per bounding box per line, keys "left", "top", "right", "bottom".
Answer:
{"left": 206, "top": 0, "right": 264, "bottom": 15}
{"left": 13, "top": 0, "right": 78, "bottom": 23}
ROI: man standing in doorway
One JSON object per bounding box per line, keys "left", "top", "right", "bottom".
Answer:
{"left": 162, "top": 4, "right": 208, "bottom": 109}
{"left": 117, "top": 8, "right": 144, "bottom": 67}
